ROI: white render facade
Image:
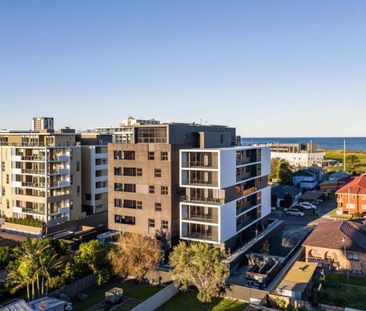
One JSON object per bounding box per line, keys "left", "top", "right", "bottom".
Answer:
{"left": 179, "top": 146, "right": 271, "bottom": 248}
{"left": 271, "top": 151, "right": 324, "bottom": 168}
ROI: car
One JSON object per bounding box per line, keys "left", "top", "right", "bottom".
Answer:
{"left": 298, "top": 202, "right": 317, "bottom": 209}
{"left": 284, "top": 208, "right": 305, "bottom": 216}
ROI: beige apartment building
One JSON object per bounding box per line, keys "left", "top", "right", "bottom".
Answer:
{"left": 108, "top": 123, "right": 237, "bottom": 246}
{"left": 0, "top": 126, "right": 111, "bottom": 236}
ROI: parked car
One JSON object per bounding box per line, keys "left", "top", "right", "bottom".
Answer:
{"left": 105, "top": 287, "right": 123, "bottom": 304}
{"left": 298, "top": 202, "right": 317, "bottom": 209}
{"left": 284, "top": 208, "right": 305, "bottom": 216}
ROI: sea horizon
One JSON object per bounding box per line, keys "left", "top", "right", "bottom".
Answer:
{"left": 240, "top": 137, "right": 366, "bottom": 151}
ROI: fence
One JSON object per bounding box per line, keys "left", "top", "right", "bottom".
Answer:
{"left": 49, "top": 274, "right": 97, "bottom": 298}
{"left": 131, "top": 283, "right": 179, "bottom": 311}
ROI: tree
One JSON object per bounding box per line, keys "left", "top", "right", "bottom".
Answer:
{"left": 346, "top": 154, "right": 360, "bottom": 170}
{"left": 169, "top": 242, "right": 229, "bottom": 303}
{"left": 260, "top": 240, "right": 270, "bottom": 254}
{"left": 270, "top": 158, "right": 281, "bottom": 181}
{"left": 0, "top": 246, "right": 13, "bottom": 269}
{"left": 277, "top": 161, "right": 293, "bottom": 184}
{"left": 108, "top": 233, "right": 161, "bottom": 282}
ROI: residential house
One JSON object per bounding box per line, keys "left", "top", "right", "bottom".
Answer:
{"left": 292, "top": 167, "right": 323, "bottom": 190}
{"left": 271, "top": 185, "right": 302, "bottom": 208}
{"left": 319, "top": 171, "right": 353, "bottom": 192}
{"left": 336, "top": 175, "right": 366, "bottom": 216}
{"left": 303, "top": 221, "right": 366, "bottom": 274}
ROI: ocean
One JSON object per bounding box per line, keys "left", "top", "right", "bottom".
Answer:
{"left": 240, "top": 137, "right": 366, "bottom": 151}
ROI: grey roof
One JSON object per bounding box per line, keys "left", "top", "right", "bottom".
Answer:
{"left": 329, "top": 171, "right": 351, "bottom": 181}
{"left": 0, "top": 300, "right": 32, "bottom": 311}
{"left": 272, "top": 185, "right": 302, "bottom": 198}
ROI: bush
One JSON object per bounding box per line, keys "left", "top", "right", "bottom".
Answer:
{"left": 6, "top": 217, "right": 44, "bottom": 228}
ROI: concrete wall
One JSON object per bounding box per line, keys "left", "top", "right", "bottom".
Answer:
{"left": 131, "top": 283, "right": 178, "bottom": 311}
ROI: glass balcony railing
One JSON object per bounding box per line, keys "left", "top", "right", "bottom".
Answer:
{"left": 180, "top": 195, "right": 224, "bottom": 205}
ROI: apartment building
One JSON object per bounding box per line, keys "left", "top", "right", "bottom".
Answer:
{"left": 113, "top": 117, "right": 160, "bottom": 144}
{"left": 0, "top": 130, "right": 83, "bottom": 232}
{"left": 336, "top": 175, "right": 366, "bottom": 216}
{"left": 108, "top": 123, "right": 236, "bottom": 246}
{"left": 32, "top": 117, "right": 54, "bottom": 131}
{"left": 78, "top": 133, "right": 112, "bottom": 215}
{"left": 179, "top": 146, "right": 271, "bottom": 250}
{"left": 257, "top": 143, "right": 324, "bottom": 167}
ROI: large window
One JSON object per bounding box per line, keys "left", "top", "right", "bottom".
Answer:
{"left": 136, "top": 127, "right": 167, "bottom": 143}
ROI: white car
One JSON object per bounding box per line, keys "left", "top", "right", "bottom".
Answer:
{"left": 298, "top": 202, "right": 317, "bottom": 210}
{"left": 284, "top": 208, "right": 305, "bottom": 216}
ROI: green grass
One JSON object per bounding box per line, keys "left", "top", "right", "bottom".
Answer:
{"left": 72, "top": 278, "right": 163, "bottom": 311}
{"left": 324, "top": 149, "right": 366, "bottom": 172}
{"left": 319, "top": 274, "right": 366, "bottom": 310}
{"left": 157, "top": 291, "right": 246, "bottom": 311}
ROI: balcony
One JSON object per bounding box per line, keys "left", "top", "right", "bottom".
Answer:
{"left": 184, "top": 180, "right": 218, "bottom": 187}
{"left": 49, "top": 181, "right": 70, "bottom": 188}
{"left": 48, "top": 168, "right": 70, "bottom": 175}
{"left": 17, "top": 155, "right": 46, "bottom": 162}
{"left": 13, "top": 207, "right": 45, "bottom": 215}
{"left": 49, "top": 155, "right": 70, "bottom": 162}
{"left": 181, "top": 223, "right": 219, "bottom": 242}
{"left": 183, "top": 213, "right": 218, "bottom": 223}
{"left": 180, "top": 195, "right": 224, "bottom": 205}
{"left": 12, "top": 181, "right": 46, "bottom": 189}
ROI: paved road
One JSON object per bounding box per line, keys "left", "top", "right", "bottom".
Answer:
{"left": 270, "top": 199, "right": 337, "bottom": 227}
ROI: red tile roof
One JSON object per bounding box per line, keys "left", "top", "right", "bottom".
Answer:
{"left": 336, "top": 175, "right": 366, "bottom": 195}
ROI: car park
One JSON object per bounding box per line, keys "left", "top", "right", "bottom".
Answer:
{"left": 284, "top": 208, "right": 305, "bottom": 216}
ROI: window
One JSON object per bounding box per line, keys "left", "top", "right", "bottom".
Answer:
{"left": 1, "top": 162, "right": 5, "bottom": 171}
{"left": 149, "top": 185, "right": 155, "bottom": 194}
{"left": 114, "top": 215, "right": 136, "bottom": 225}
{"left": 162, "top": 220, "right": 168, "bottom": 229}
{"left": 154, "top": 169, "right": 162, "bottom": 178}
{"left": 155, "top": 202, "right": 162, "bottom": 211}
{"left": 123, "top": 167, "right": 136, "bottom": 176}
{"left": 114, "top": 183, "right": 136, "bottom": 192}
{"left": 220, "top": 134, "right": 224, "bottom": 144}
{"left": 77, "top": 186, "right": 80, "bottom": 196}
{"left": 148, "top": 152, "right": 155, "bottom": 160}
{"left": 114, "top": 167, "right": 122, "bottom": 176}
{"left": 161, "top": 152, "right": 168, "bottom": 161}
{"left": 114, "top": 150, "right": 135, "bottom": 160}
{"left": 115, "top": 199, "right": 122, "bottom": 207}
{"left": 6, "top": 174, "right": 9, "bottom": 184}
{"left": 347, "top": 251, "right": 359, "bottom": 261}
{"left": 148, "top": 219, "right": 155, "bottom": 228}
{"left": 76, "top": 161, "right": 80, "bottom": 172}
{"left": 136, "top": 168, "right": 143, "bottom": 176}
{"left": 70, "top": 175, "right": 73, "bottom": 185}
{"left": 136, "top": 201, "right": 143, "bottom": 209}
{"left": 161, "top": 186, "right": 168, "bottom": 195}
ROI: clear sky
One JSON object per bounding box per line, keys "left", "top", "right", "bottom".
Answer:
{"left": 1, "top": 1, "right": 365, "bottom": 137}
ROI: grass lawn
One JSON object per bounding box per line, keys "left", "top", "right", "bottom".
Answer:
{"left": 72, "top": 278, "right": 163, "bottom": 311}
{"left": 324, "top": 149, "right": 366, "bottom": 172}
{"left": 319, "top": 273, "right": 366, "bottom": 310}
{"left": 157, "top": 291, "right": 246, "bottom": 311}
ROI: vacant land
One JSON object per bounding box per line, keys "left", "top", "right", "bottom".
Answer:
{"left": 157, "top": 291, "right": 246, "bottom": 311}
{"left": 319, "top": 273, "right": 366, "bottom": 310}
{"left": 324, "top": 149, "right": 366, "bottom": 172}
{"left": 73, "top": 279, "right": 163, "bottom": 311}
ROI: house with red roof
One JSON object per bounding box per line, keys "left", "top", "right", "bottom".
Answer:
{"left": 336, "top": 175, "right": 366, "bottom": 216}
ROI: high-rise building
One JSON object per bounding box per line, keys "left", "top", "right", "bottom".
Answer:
{"left": 0, "top": 130, "right": 83, "bottom": 233}
{"left": 179, "top": 146, "right": 271, "bottom": 250}
{"left": 0, "top": 122, "right": 112, "bottom": 236}
{"left": 108, "top": 123, "right": 236, "bottom": 246}
{"left": 32, "top": 117, "right": 54, "bottom": 131}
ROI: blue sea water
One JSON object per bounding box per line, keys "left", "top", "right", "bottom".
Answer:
{"left": 240, "top": 137, "right": 366, "bottom": 151}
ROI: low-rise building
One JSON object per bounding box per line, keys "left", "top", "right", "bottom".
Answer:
{"left": 257, "top": 143, "right": 324, "bottom": 168}
{"left": 303, "top": 221, "right": 366, "bottom": 274}
{"left": 336, "top": 175, "right": 366, "bottom": 216}
{"left": 319, "top": 171, "right": 353, "bottom": 192}
{"left": 276, "top": 261, "right": 318, "bottom": 299}
{"left": 292, "top": 167, "right": 323, "bottom": 190}
{"left": 271, "top": 185, "right": 302, "bottom": 208}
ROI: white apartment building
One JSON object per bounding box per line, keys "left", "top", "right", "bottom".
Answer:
{"left": 32, "top": 117, "right": 54, "bottom": 131}
{"left": 271, "top": 151, "right": 324, "bottom": 167}
{"left": 179, "top": 146, "right": 271, "bottom": 250}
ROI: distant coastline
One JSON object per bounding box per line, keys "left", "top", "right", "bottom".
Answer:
{"left": 240, "top": 137, "right": 366, "bottom": 151}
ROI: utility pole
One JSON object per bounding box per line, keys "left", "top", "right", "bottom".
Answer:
{"left": 343, "top": 139, "right": 346, "bottom": 172}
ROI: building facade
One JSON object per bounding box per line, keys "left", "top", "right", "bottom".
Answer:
{"left": 179, "top": 146, "right": 271, "bottom": 250}
{"left": 258, "top": 143, "right": 324, "bottom": 167}
{"left": 0, "top": 130, "right": 83, "bottom": 232}
{"left": 32, "top": 117, "right": 54, "bottom": 131}
{"left": 108, "top": 123, "right": 236, "bottom": 246}
{"left": 336, "top": 175, "right": 366, "bottom": 215}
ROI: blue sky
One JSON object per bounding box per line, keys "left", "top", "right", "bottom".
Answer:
{"left": 1, "top": 1, "right": 365, "bottom": 137}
